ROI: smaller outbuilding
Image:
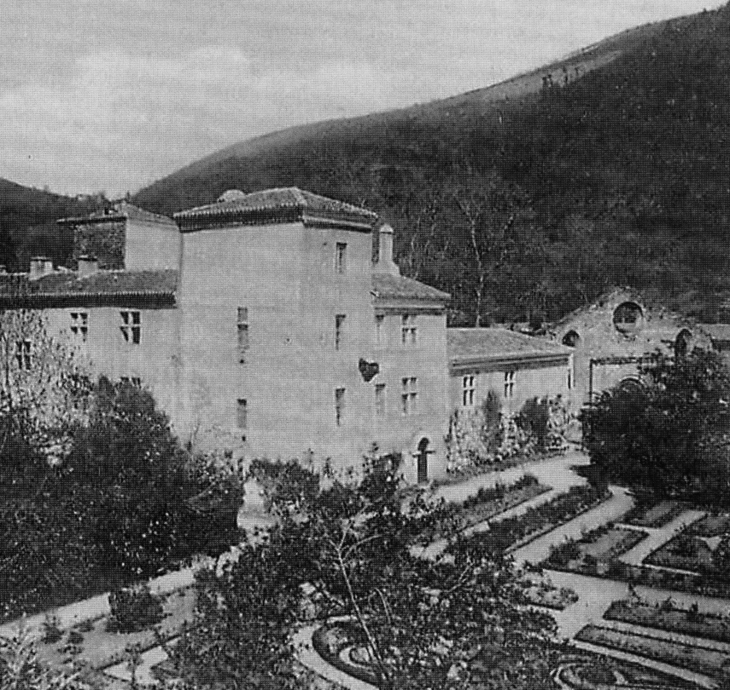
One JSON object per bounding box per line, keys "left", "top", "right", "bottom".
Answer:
{"left": 544, "top": 288, "right": 711, "bottom": 406}
{"left": 447, "top": 327, "right": 574, "bottom": 415}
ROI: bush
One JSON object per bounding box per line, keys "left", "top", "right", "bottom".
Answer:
{"left": 107, "top": 584, "right": 164, "bottom": 633}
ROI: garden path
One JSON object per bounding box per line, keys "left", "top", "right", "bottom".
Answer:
{"left": 617, "top": 510, "right": 706, "bottom": 567}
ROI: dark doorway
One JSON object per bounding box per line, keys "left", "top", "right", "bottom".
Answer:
{"left": 417, "top": 437, "right": 431, "bottom": 483}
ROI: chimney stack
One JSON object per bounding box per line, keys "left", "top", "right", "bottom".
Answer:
{"left": 77, "top": 255, "right": 99, "bottom": 278}
{"left": 29, "top": 257, "right": 54, "bottom": 281}
{"left": 374, "top": 224, "right": 400, "bottom": 276}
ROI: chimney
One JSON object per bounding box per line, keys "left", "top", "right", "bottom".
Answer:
{"left": 77, "top": 255, "right": 99, "bottom": 278}
{"left": 29, "top": 257, "right": 54, "bottom": 281}
{"left": 374, "top": 224, "right": 400, "bottom": 276}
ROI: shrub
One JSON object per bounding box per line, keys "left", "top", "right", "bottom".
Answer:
{"left": 107, "top": 584, "right": 164, "bottom": 633}
{"left": 519, "top": 397, "right": 550, "bottom": 449}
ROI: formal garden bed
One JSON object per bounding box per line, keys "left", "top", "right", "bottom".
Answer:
{"left": 620, "top": 501, "right": 688, "bottom": 529}
{"left": 543, "top": 525, "right": 648, "bottom": 575}
{"left": 435, "top": 474, "right": 551, "bottom": 537}
{"left": 604, "top": 598, "right": 730, "bottom": 645}
{"left": 575, "top": 624, "right": 730, "bottom": 681}
{"left": 449, "top": 484, "right": 610, "bottom": 557}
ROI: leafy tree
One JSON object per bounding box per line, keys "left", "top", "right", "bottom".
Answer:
{"left": 172, "top": 454, "right": 558, "bottom": 689}
{"left": 583, "top": 348, "right": 730, "bottom": 501}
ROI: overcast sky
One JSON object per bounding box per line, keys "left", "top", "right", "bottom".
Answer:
{"left": 0, "top": 1, "right": 723, "bottom": 197}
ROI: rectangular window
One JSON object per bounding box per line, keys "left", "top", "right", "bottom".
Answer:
{"left": 401, "top": 377, "right": 418, "bottom": 415}
{"left": 70, "top": 311, "right": 88, "bottom": 342}
{"left": 237, "top": 398, "right": 247, "bottom": 429}
{"left": 401, "top": 314, "right": 417, "bottom": 346}
{"left": 335, "top": 314, "right": 346, "bottom": 350}
{"left": 567, "top": 368, "right": 572, "bottom": 391}
{"left": 15, "top": 340, "right": 32, "bottom": 370}
{"left": 335, "top": 388, "right": 346, "bottom": 426}
{"left": 120, "top": 310, "right": 141, "bottom": 344}
{"left": 237, "top": 307, "right": 249, "bottom": 362}
{"left": 375, "top": 383, "right": 386, "bottom": 417}
{"left": 375, "top": 315, "right": 385, "bottom": 346}
{"left": 504, "top": 371, "right": 516, "bottom": 399}
{"left": 335, "top": 242, "right": 347, "bottom": 274}
{"left": 462, "top": 374, "right": 476, "bottom": 407}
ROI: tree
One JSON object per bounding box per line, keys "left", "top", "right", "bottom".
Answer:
{"left": 172, "top": 454, "right": 559, "bottom": 689}
{"left": 583, "top": 348, "right": 730, "bottom": 501}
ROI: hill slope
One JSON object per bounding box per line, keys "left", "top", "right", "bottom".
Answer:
{"left": 0, "top": 179, "right": 98, "bottom": 271}
{"left": 135, "top": 5, "right": 730, "bottom": 324}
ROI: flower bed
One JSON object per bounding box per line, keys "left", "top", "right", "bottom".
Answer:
{"left": 543, "top": 525, "right": 648, "bottom": 575}
{"left": 621, "top": 501, "right": 687, "bottom": 529}
{"left": 686, "top": 514, "right": 730, "bottom": 538}
{"left": 644, "top": 534, "right": 714, "bottom": 573}
{"left": 449, "top": 484, "right": 610, "bottom": 556}
{"left": 604, "top": 599, "right": 730, "bottom": 645}
{"left": 575, "top": 624, "right": 730, "bottom": 681}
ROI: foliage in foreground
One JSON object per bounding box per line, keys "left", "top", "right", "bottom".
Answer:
{"left": 0, "top": 374, "right": 243, "bottom": 621}
{"left": 172, "top": 455, "right": 559, "bottom": 690}
{"left": 583, "top": 348, "right": 730, "bottom": 505}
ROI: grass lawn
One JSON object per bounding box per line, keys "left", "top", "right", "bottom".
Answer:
{"left": 605, "top": 599, "right": 730, "bottom": 645}
{"left": 622, "top": 501, "right": 687, "bottom": 529}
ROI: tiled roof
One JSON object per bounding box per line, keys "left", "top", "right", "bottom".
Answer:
{"left": 0, "top": 269, "right": 177, "bottom": 307}
{"left": 699, "top": 323, "right": 730, "bottom": 341}
{"left": 448, "top": 327, "right": 573, "bottom": 364}
{"left": 372, "top": 273, "right": 450, "bottom": 302}
{"left": 174, "top": 187, "right": 378, "bottom": 232}
{"left": 58, "top": 202, "right": 176, "bottom": 228}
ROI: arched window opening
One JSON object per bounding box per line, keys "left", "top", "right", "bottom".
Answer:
{"left": 616, "top": 377, "right": 645, "bottom": 395}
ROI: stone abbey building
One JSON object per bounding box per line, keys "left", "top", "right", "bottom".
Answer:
{"left": 1, "top": 187, "right": 578, "bottom": 481}
{"left": 2, "top": 189, "right": 452, "bottom": 482}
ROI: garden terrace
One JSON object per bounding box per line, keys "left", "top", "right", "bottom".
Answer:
{"left": 604, "top": 599, "right": 730, "bottom": 646}
{"left": 575, "top": 624, "right": 730, "bottom": 682}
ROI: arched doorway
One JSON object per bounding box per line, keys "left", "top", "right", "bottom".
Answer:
{"left": 416, "top": 437, "right": 432, "bottom": 484}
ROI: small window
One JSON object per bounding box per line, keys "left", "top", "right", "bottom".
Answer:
{"left": 335, "top": 314, "right": 346, "bottom": 350}
{"left": 15, "top": 340, "right": 32, "bottom": 370}
{"left": 401, "top": 377, "right": 418, "bottom": 415}
{"left": 335, "top": 388, "right": 346, "bottom": 426}
{"left": 567, "top": 368, "right": 572, "bottom": 391}
{"left": 120, "top": 310, "right": 141, "bottom": 344}
{"left": 375, "top": 383, "right": 386, "bottom": 417}
{"left": 237, "top": 399, "right": 247, "bottom": 429}
{"left": 120, "top": 376, "right": 142, "bottom": 387}
{"left": 335, "top": 243, "right": 347, "bottom": 274}
{"left": 401, "top": 314, "right": 417, "bottom": 346}
{"left": 562, "top": 330, "right": 580, "bottom": 348}
{"left": 375, "top": 315, "right": 385, "bottom": 346}
{"left": 613, "top": 302, "right": 643, "bottom": 335}
{"left": 504, "top": 371, "right": 515, "bottom": 399}
{"left": 237, "top": 307, "right": 249, "bottom": 362}
{"left": 462, "top": 374, "right": 476, "bottom": 407}
{"left": 70, "top": 311, "right": 88, "bottom": 342}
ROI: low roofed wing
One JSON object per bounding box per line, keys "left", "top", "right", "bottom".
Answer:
{"left": 0, "top": 269, "right": 178, "bottom": 308}
{"left": 448, "top": 327, "right": 573, "bottom": 365}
